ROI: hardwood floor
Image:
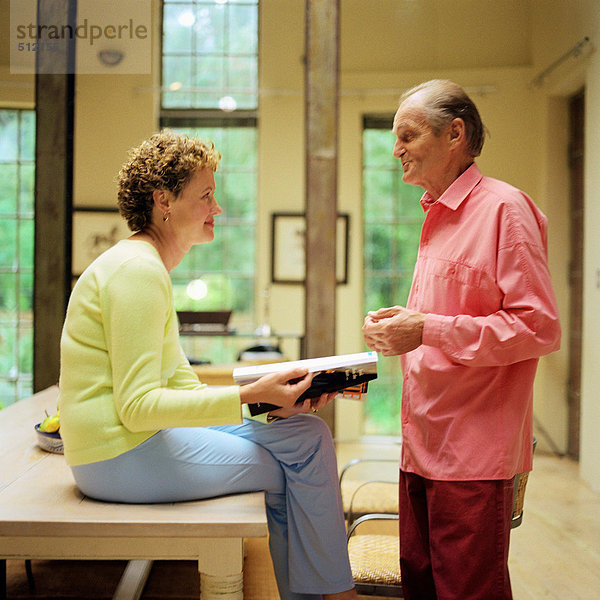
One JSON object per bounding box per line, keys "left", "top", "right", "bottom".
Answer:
{"left": 509, "top": 452, "right": 600, "bottom": 599}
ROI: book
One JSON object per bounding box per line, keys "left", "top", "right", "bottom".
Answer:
{"left": 233, "top": 351, "right": 378, "bottom": 416}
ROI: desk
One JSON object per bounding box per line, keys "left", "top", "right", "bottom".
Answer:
{"left": 180, "top": 331, "right": 305, "bottom": 364}
{"left": 192, "top": 363, "right": 237, "bottom": 386}
{"left": 192, "top": 359, "right": 287, "bottom": 386}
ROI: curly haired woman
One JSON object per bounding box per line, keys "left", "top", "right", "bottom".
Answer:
{"left": 59, "top": 130, "right": 359, "bottom": 600}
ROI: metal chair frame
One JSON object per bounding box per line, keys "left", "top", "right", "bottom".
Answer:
{"left": 343, "top": 438, "right": 537, "bottom": 597}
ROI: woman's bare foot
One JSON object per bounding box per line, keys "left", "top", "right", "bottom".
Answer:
{"left": 323, "top": 587, "right": 360, "bottom": 600}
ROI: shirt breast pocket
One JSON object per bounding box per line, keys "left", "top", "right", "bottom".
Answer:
{"left": 426, "top": 259, "right": 501, "bottom": 316}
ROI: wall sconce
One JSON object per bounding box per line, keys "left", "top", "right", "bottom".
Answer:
{"left": 98, "top": 49, "right": 124, "bottom": 67}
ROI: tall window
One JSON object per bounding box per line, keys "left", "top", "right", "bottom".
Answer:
{"left": 362, "top": 117, "right": 424, "bottom": 435}
{"left": 162, "top": 0, "right": 259, "bottom": 363}
{"left": 162, "top": 0, "right": 258, "bottom": 110}
{"left": 0, "top": 109, "right": 35, "bottom": 408}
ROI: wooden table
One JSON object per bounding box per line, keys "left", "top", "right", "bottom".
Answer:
{"left": 0, "top": 386, "right": 268, "bottom": 600}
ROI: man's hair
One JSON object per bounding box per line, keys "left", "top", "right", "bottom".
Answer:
{"left": 400, "top": 79, "right": 486, "bottom": 157}
{"left": 117, "top": 130, "right": 221, "bottom": 232}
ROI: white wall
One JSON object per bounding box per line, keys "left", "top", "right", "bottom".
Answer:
{"left": 531, "top": 0, "right": 600, "bottom": 490}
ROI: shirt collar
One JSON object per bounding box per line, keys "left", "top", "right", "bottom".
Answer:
{"left": 419, "top": 163, "right": 483, "bottom": 212}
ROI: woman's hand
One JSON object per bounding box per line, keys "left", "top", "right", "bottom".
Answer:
{"left": 239, "top": 367, "right": 316, "bottom": 409}
{"left": 268, "top": 390, "right": 337, "bottom": 419}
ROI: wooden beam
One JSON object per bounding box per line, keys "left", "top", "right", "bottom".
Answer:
{"left": 33, "top": 0, "right": 76, "bottom": 392}
{"left": 304, "top": 0, "right": 339, "bottom": 431}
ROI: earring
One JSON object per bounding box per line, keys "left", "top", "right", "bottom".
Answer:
{"left": 163, "top": 212, "right": 170, "bottom": 223}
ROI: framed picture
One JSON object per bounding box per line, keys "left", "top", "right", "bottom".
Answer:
{"left": 271, "top": 212, "right": 349, "bottom": 284}
{"left": 72, "top": 208, "right": 131, "bottom": 275}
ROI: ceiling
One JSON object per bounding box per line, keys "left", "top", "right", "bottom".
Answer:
{"left": 339, "top": 0, "right": 532, "bottom": 73}
{"left": 0, "top": 0, "right": 532, "bottom": 71}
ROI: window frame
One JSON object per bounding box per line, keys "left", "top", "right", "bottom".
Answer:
{"left": 160, "top": 0, "right": 260, "bottom": 363}
{"left": 361, "top": 114, "right": 424, "bottom": 436}
{"left": 0, "top": 107, "right": 36, "bottom": 407}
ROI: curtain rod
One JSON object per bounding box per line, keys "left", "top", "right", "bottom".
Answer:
{"left": 531, "top": 36, "right": 592, "bottom": 87}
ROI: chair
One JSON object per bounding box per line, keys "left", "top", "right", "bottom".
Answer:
{"left": 339, "top": 458, "right": 402, "bottom": 597}
{"left": 344, "top": 438, "right": 537, "bottom": 597}
{"left": 347, "top": 513, "right": 402, "bottom": 597}
{"left": 511, "top": 436, "right": 538, "bottom": 527}
{"left": 339, "top": 458, "right": 399, "bottom": 528}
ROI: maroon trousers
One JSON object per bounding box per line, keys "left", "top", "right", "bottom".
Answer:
{"left": 399, "top": 471, "right": 514, "bottom": 600}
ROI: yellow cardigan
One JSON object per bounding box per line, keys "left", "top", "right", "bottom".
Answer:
{"left": 59, "top": 239, "right": 243, "bottom": 466}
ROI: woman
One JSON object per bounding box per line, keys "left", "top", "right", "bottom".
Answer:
{"left": 59, "top": 131, "right": 359, "bottom": 600}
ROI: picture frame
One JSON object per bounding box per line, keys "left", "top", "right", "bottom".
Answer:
{"left": 72, "top": 207, "right": 131, "bottom": 276}
{"left": 271, "top": 212, "right": 349, "bottom": 284}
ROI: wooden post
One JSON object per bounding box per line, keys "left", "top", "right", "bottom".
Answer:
{"left": 33, "top": 0, "right": 76, "bottom": 391}
{"left": 304, "top": 0, "right": 339, "bottom": 431}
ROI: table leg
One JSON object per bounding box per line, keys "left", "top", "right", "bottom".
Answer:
{"left": 1, "top": 559, "right": 6, "bottom": 600}
{"left": 198, "top": 538, "right": 244, "bottom": 600}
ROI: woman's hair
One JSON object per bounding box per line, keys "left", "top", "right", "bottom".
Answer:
{"left": 117, "top": 130, "right": 221, "bottom": 232}
{"left": 400, "top": 79, "right": 487, "bottom": 158}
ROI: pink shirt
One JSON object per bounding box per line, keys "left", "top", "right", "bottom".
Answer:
{"left": 401, "top": 163, "right": 561, "bottom": 481}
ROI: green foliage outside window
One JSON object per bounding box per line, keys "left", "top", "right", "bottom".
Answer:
{"left": 162, "top": 0, "right": 259, "bottom": 110}
{"left": 0, "top": 109, "right": 35, "bottom": 408}
{"left": 162, "top": 0, "right": 259, "bottom": 365}
{"left": 362, "top": 126, "right": 424, "bottom": 436}
{"left": 169, "top": 126, "right": 257, "bottom": 364}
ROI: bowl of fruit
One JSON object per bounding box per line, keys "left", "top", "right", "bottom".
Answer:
{"left": 35, "top": 409, "right": 63, "bottom": 454}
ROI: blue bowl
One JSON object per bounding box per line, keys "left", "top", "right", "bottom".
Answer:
{"left": 35, "top": 423, "right": 64, "bottom": 454}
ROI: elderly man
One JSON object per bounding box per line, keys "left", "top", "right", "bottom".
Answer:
{"left": 362, "top": 80, "right": 561, "bottom": 600}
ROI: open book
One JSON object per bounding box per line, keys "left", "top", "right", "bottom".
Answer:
{"left": 233, "top": 351, "right": 378, "bottom": 416}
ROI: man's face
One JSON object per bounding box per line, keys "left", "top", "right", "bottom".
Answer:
{"left": 392, "top": 98, "right": 453, "bottom": 192}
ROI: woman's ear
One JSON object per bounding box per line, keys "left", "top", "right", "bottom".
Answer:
{"left": 152, "top": 189, "right": 172, "bottom": 223}
{"left": 152, "top": 189, "right": 170, "bottom": 213}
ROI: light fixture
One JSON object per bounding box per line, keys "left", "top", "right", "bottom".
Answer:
{"left": 218, "top": 95, "right": 237, "bottom": 112}
{"left": 98, "top": 49, "right": 124, "bottom": 67}
{"left": 178, "top": 10, "right": 196, "bottom": 27}
{"left": 187, "top": 279, "right": 208, "bottom": 300}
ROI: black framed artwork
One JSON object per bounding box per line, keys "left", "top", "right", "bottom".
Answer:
{"left": 72, "top": 207, "right": 130, "bottom": 276}
{"left": 271, "top": 212, "right": 349, "bottom": 284}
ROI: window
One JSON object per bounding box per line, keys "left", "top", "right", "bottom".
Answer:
{"left": 162, "top": 0, "right": 258, "bottom": 110}
{"left": 0, "top": 109, "right": 35, "bottom": 408}
{"left": 362, "top": 117, "right": 424, "bottom": 435}
{"left": 161, "top": 0, "right": 259, "bottom": 364}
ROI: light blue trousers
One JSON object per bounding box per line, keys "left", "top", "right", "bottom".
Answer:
{"left": 71, "top": 414, "right": 354, "bottom": 599}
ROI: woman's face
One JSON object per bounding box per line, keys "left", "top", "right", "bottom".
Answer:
{"left": 169, "top": 168, "right": 222, "bottom": 246}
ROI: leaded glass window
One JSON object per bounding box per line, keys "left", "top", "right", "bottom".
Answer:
{"left": 0, "top": 109, "right": 35, "bottom": 407}
{"left": 362, "top": 116, "right": 424, "bottom": 435}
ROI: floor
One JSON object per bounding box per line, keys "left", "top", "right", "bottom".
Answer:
{"left": 5, "top": 443, "right": 600, "bottom": 599}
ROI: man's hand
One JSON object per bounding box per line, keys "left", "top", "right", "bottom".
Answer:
{"left": 362, "top": 305, "right": 426, "bottom": 356}
{"left": 239, "top": 367, "right": 316, "bottom": 409}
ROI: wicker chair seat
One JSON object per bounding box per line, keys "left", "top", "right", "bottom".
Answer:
{"left": 348, "top": 533, "right": 402, "bottom": 586}
{"left": 341, "top": 480, "right": 399, "bottom": 515}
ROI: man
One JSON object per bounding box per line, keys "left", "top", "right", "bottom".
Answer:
{"left": 362, "top": 79, "right": 561, "bottom": 600}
